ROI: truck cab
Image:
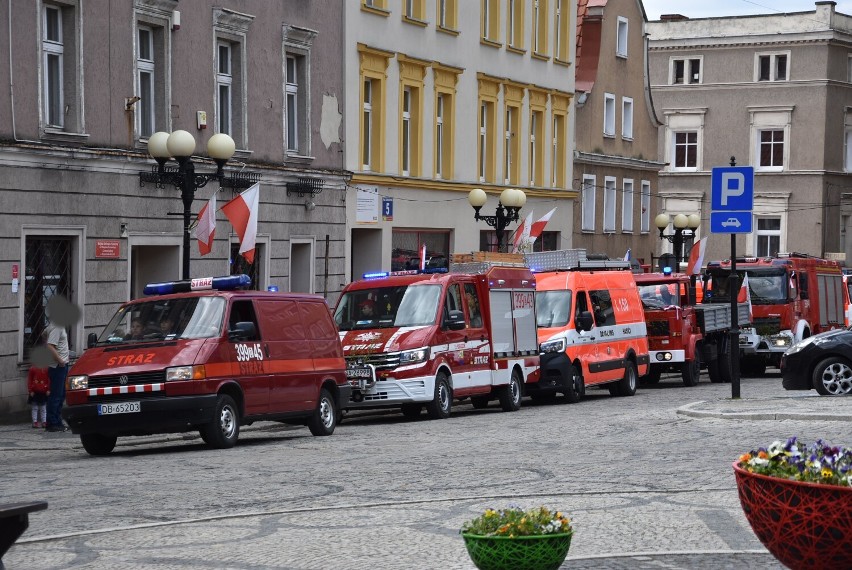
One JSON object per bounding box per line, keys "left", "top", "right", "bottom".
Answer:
{"left": 333, "top": 263, "right": 539, "bottom": 419}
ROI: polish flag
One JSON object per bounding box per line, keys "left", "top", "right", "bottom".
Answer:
{"left": 738, "top": 273, "right": 754, "bottom": 322}
{"left": 686, "top": 237, "right": 707, "bottom": 276}
{"left": 193, "top": 194, "right": 216, "bottom": 256}
{"left": 419, "top": 243, "right": 427, "bottom": 271}
{"left": 512, "top": 211, "right": 534, "bottom": 253}
{"left": 221, "top": 183, "right": 259, "bottom": 264}
{"left": 529, "top": 208, "right": 557, "bottom": 240}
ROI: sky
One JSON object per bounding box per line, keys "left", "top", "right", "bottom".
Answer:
{"left": 643, "top": 0, "right": 852, "bottom": 20}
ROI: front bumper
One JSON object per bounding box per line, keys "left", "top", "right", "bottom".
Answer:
{"left": 532, "top": 351, "right": 571, "bottom": 394}
{"left": 649, "top": 349, "right": 685, "bottom": 364}
{"left": 780, "top": 350, "right": 814, "bottom": 390}
{"left": 347, "top": 375, "right": 433, "bottom": 408}
{"left": 62, "top": 394, "right": 218, "bottom": 436}
{"left": 739, "top": 328, "right": 794, "bottom": 355}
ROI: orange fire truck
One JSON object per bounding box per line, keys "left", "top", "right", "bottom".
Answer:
{"left": 704, "top": 253, "right": 845, "bottom": 374}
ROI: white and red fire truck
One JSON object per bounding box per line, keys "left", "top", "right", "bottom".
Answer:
{"left": 333, "top": 262, "right": 539, "bottom": 419}
{"left": 704, "top": 253, "right": 845, "bottom": 374}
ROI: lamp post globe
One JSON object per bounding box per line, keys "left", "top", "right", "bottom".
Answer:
{"left": 500, "top": 188, "right": 518, "bottom": 207}
{"left": 515, "top": 189, "right": 527, "bottom": 208}
{"left": 147, "top": 131, "right": 171, "bottom": 159}
{"left": 654, "top": 213, "right": 670, "bottom": 230}
{"left": 166, "top": 129, "right": 196, "bottom": 159}
{"left": 207, "top": 133, "right": 236, "bottom": 161}
{"left": 468, "top": 188, "right": 487, "bottom": 208}
{"left": 673, "top": 213, "right": 689, "bottom": 229}
{"left": 687, "top": 214, "right": 701, "bottom": 229}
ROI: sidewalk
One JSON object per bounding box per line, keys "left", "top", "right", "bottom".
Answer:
{"left": 676, "top": 392, "right": 852, "bottom": 422}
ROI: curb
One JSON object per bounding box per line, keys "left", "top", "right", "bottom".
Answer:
{"left": 676, "top": 400, "right": 852, "bottom": 422}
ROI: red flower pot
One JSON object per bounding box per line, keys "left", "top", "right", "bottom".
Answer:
{"left": 733, "top": 461, "right": 852, "bottom": 570}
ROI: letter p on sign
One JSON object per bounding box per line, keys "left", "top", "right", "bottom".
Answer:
{"left": 721, "top": 172, "right": 745, "bottom": 206}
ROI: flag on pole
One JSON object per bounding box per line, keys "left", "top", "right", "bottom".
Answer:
{"left": 529, "top": 208, "right": 557, "bottom": 240}
{"left": 512, "top": 211, "right": 534, "bottom": 253}
{"left": 418, "top": 243, "right": 427, "bottom": 270}
{"left": 194, "top": 194, "right": 216, "bottom": 256}
{"left": 221, "top": 182, "right": 259, "bottom": 264}
{"left": 623, "top": 248, "right": 631, "bottom": 262}
{"left": 738, "top": 273, "right": 754, "bottom": 322}
{"left": 686, "top": 237, "right": 707, "bottom": 276}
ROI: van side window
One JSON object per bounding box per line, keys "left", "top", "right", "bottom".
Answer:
{"left": 589, "top": 290, "right": 615, "bottom": 327}
{"left": 229, "top": 300, "right": 260, "bottom": 341}
{"left": 798, "top": 272, "right": 809, "bottom": 300}
{"left": 464, "top": 283, "right": 483, "bottom": 328}
{"left": 575, "top": 290, "right": 589, "bottom": 322}
{"left": 445, "top": 284, "right": 463, "bottom": 313}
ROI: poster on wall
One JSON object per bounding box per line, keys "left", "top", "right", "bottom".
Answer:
{"left": 356, "top": 189, "right": 379, "bottom": 224}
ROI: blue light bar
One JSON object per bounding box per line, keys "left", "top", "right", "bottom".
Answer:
{"left": 362, "top": 271, "right": 390, "bottom": 280}
{"left": 143, "top": 274, "right": 252, "bottom": 295}
{"left": 662, "top": 266, "right": 673, "bottom": 275}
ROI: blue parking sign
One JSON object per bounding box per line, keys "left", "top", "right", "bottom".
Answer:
{"left": 711, "top": 166, "right": 754, "bottom": 211}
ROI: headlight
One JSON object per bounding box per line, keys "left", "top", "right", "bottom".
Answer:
{"left": 68, "top": 375, "right": 88, "bottom": 390}
{"left": 655, "top": 352, "right": 673, "bottom": 361}
{"left": 165, "top": 365, "right": 206, "bottom": 382}
{"left": 399, "top": 347, "right": 429, "bottom": 365}
{"left": 785, "top": 336, "right": 815, "bottom": 356}
{"left": 540, "top": 338, "right": 566, "bottom": 354}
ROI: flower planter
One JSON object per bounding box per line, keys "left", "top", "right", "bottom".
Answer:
{"left": 733, "top": 461, "right": 852, "bottom": 570}
{"left": 461, "top": 532, "right": 572, "bottom": 570}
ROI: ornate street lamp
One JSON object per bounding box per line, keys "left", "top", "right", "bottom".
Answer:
{"left": 139, "top": 130, "right": 259, "bottom": 279}
{"left": 468, "top": 188, "right": 527, "bottom": 253}
{"left": 655, "top": 212, "right": 701, "bottom": 268}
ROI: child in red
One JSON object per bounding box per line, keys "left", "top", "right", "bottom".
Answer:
{"left": 28, "top": 364, "right": 50, "bottom": 428}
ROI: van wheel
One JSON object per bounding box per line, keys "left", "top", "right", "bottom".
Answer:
{"left": 470, "top": 396, "right": 490, "bottom": 409}
{"left": 498, "top": 369, "right": 522, "bottom": 412}
{"left": 401, "top": 404, "right": 422, "bottom": 418}
{"left": 681, "top": 358, "right": 701, "bottom": 387}
{"left": 80, "top": 433, "right": 117, "bottom": 456}
{"left": 612, "top": 361, "right": 638, "bottom": 397}
{"left": 563, "top": 364, "right": 583, "bottom": 404}
{"left": 425, "top": 373, "right": 452, "bottom": 419}
{"left": 308, "top": 388, "right": 337, "bottom": 436}
{"left": 202, "top": 394, "right": 240, "bottom": 448}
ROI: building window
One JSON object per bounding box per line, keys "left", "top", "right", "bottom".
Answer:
{"left": 530, "top": 110, "right": 544, "bottom": 185}
{"left": 363, "top": 0, "right": 388, "bottom": 9}
{"left": 758, "top": 129, "right": 784, "bottom": 169}
{"left": 756, "top": 52, "right": 789, "bottom": 82}
{"left": 434, "top": 65, "right": 459, "bottom": 180}
{"left": 603, "top": 93, "right": 615, "bottom": 137}
{"left": 42, "top": 5, "right": 64, "bottom": 127}
{"left": 482, "top": 0, "right": 500, "bottom": 42}
{"left": 622, "top": 97, "right": 633, "bottom": 140}
{"left": 399, "top": 57, "right": 426, "bottom": 177}
{"left": 136, "top": 26, "right": 155, "bottom": 138}
{"left": 845, "top": 128, "right": 852, "bottom": 172}
{"left": 622, "top": 179, "right": 634, "bottom": 232}
{"left": 533, "top": 0, "right": 549, "bottom": 56}
{"left": 554, "top": 0, "right": 570, "bottom": 62}
{"left": 640, "top": 180, "right": 651, "bottom": 233}
{"left": 478, "top": 75, "right": 499, "bottom": 183}
{"left": 402, "top": 88, "right": 412, "bottom": 175}
{"left": 756, "top": 217, "right": 781, "bottom": 257}
{"left": 504, "top": 104, "right": 520, "bottom": 184}
{"left": 436, "top": 94, "right": 445, "bottom": 178}
{"left": 24, "top": 236, "right": 75, "bottom": 360}
{"left": 508, "top": 0, "right": 524, "bottom": 49}
{"left": 404, "top": 0, "right": 426, "bottom": 20}
{"left": 41, "top": 2, "right": 82, "bottom": 134}
{"left": 616, "top": 16, "right": 628, "bottom": 58}
{"left": 230, "top": 242, "right": 262, "bottom": 290}
{"left": 848, "top": 54, "right": 852, "bottom": 83}
{"left": 394, "top": 230, "right": 450, "bottom": 268}
{"left": 283, "top": 25, "right": 316, "bottom": 157}
{"left": 359, "top": 45, "right": 391, "bottom": 173}
{"left": 216, "top": 42, "right": 232, "bottom": 136}
{"left": 603, "top": 177, "right": 616, "bottom": 233}
{"left": 671, "top": 57, "right": 701, "bottom": 84}
{"left": 674, "top": 131, "right": 698, "bottom": 169}
{"left": 438, "top": 0, "right": 457, "bottom": 29}
{"left": 551, "top": 94, "right": 569, "bottom": 188}
{"left": 581, "top": 175, "right": 596, "bottom": 231}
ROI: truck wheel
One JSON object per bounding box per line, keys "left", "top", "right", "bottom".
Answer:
{"left": 681, "top": 359, "right": 701, "bottom": 387}
{"left": 401, "top": 403, "right": 422, "bottom": 418}
{"left": 202, "top": 394, "right": 240, "bottom": 449}
{"left": 308, "top": 388, "right": 337, "bottom": 436}
{"left": 612, "top": 361, "right": 638, "bottom": 397}
{"left": 642, "top": 367, "right": 662, "bottom": 385}
{"left": 498, "top": 369, "right": 522, "bottom": 412}
{"left": 812, "top": 357, "right": 852, "bottom": 396}
{"left": 425, "top": 373, "right": 452, "bottom": 419}
{"left": 563, "top": 363, "right": 583, "bottom": 404}
{"left": 470, "top": 396, "right": 490, "bottom": 409}
{"left": 80, "top": 433, "right": 117, "bottom": 456}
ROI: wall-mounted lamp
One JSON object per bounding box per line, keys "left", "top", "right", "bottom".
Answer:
{"left": 120, "top": 223, "right": 129, "bottom": 238}
{"left": 305, "top": 200, "right": 316, "bottom": 211}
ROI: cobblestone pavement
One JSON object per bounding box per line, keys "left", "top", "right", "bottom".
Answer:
{"left": 2, "top": 371, "right": 849, "bottom": 569}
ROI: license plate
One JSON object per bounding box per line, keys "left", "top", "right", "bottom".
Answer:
{"left": 346, "top": 366, "right": 374, "bottom": 379}
{"left": 97, "top": 401, "right": 141, "bottom": 415}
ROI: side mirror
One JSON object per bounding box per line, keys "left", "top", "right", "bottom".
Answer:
{"left": 444, "top": 310, "right": 466, "bottom": 331}
{"left": 576, "top": 311, "right": 594, "bottom": 332}
{"left": 228, "top": 321, "right": 256, "bottom": 341}
{"left": 87, "top": 332, "right": 98, "bottom": 348}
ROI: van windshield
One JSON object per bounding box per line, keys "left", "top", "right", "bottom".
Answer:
{"left": 706, "top": 268, "right": 787, "bottom": 304}
{"left": 536, "top": 290, "right": 572, "bottom": 328}
{"left": 96, "top": 297, "right": 226, "bottom": 345}
{"left": 335, "top": 284, "right": 442, "bottom": 330}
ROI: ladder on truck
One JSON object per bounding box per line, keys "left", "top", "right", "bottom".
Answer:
{"left": 524, "top": 249, "right": 632, "bottom": 272}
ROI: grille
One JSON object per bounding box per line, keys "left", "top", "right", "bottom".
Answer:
{"left": 647, "top": 320, "right": 670, "bottom": 336}
{"left": 753, "top": 317, "right": 781, "bottom": 336}
{"left": 88, "top": 392, "right": 163, "bottom": 402}
{"left": 88, "top": 371, "right": 166, "bottom": 389}
{"left": 345, "top": 353, "right": 401, "bottom": 371}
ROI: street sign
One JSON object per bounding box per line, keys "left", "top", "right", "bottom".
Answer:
{"left": 710, "top": 211, "right": 752, "bottom": 233}
{"left": 711, "top": 166, "right": 754, "bottom": 234}
{"left": 382, "top": 197, "right": 393, "bottom": 221}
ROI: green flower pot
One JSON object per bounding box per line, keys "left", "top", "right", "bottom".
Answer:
{"left": 461, "top": 532, "right": 573, "bottom": 570}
